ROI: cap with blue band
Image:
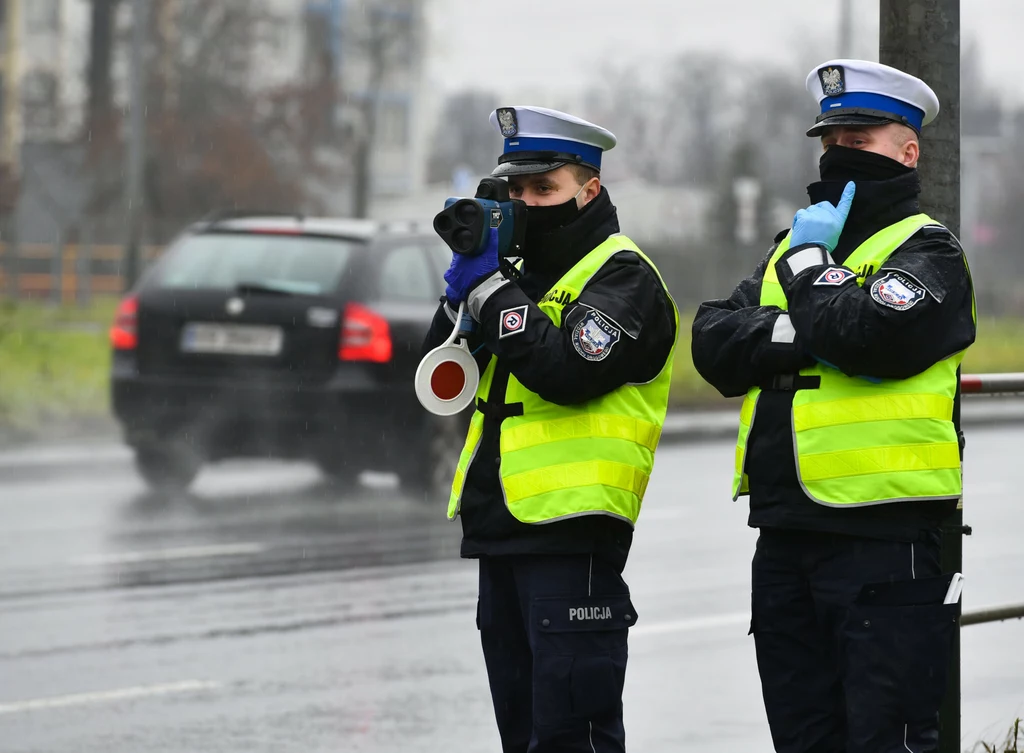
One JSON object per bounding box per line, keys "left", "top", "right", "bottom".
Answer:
{"left": 805, "top": 59, "right": 940, "bottom": 138}
{"left": 489, "top": 106, "right": 617, "bottom": 177}
{"left": 501, "top": 137, "right": 605, "bottom": 171}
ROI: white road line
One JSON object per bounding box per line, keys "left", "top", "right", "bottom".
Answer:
{"left": 73, "top": 542, "right": 266, "bottom": 566}
{"left": 631, "top": 612, "right": 749, "bottom": 637}
{"left": 0, "top": 446, "right": 131, "bottom": 468}
{"left": 0, "top": 680, "right": 220, "bottom": 715}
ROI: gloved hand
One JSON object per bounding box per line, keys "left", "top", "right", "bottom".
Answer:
{"left": 444, "top": 227, "right": 500, "bottom": 305}
{"left": 790, "top": 181, "right": 856, "bottom": 253}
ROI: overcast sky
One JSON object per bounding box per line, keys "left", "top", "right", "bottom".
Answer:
{"left": 424, "top": 0, "right": 1024, "bottom": 104}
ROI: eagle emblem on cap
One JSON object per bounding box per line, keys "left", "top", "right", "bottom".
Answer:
{"left": 496, "top": 108, "right": 518, "bottom": 137}
{"left": 819, "top": 66, "right": 846, "bottom": 96}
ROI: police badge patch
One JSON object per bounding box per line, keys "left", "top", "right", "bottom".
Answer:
{"left": 813, "top": 267, "right": 856, "bottom": 286}
{"left": 499, "top": 305, "right": 528, "bottom": 338}
{"left": 819, "top": 65, "right": 846, "bottom": 97}
{"left": 496, "top": 108, "right": 518, "bottom": 138}
{"left": 572, "top": 310, "right": 621, "bottom": 361}
{"left": 870, "top": 272, "right": 926, "bottom": 311}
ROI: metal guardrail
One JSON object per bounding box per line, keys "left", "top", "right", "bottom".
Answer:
{"left": 960, "top": 372, "right": 1024, "bottom": 628}
{"left": 961, "top": 373, "right": 1024, "bottom": 395}
{"left": 962, "top": 603, "right": 1024, "bottom": 627}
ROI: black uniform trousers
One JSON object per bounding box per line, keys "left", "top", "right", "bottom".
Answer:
{"left": 750, "top": 528, "right": 958, "bottom": 753}
{"left": 476, "top": 553, "right": 637, "bottom": 753}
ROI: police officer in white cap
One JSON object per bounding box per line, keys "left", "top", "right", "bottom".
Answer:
{"left": 693, "top": 60, "right": 976, "bottom": 753}
{"left": 422, "top": 106, "right": 678, "bottom": 752}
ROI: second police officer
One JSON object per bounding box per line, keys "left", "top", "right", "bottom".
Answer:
{"left": 422, "top": 106, "right": 678, "bottom": 752}
{"left": 692, "top": 60, "right": 976, "bottom": 753}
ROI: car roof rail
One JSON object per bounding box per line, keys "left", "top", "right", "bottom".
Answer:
{"left": 199, "top": 208, "right": 306, "bottom": 227}
{"left": 380, "top": 218, "right": 427, "bottom": 235}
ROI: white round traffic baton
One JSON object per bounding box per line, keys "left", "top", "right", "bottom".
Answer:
{"left": 415, "top": 302, "right": 480, "bottom": 416}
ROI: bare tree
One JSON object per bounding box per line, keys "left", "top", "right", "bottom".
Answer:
{"left": 84, "top": 0, "right": 121, "bottom": 140}
{"left": 345, "top": 0, "right": 421, "bottom": 218}
{"left": 80, "top": 0, "right": 304, "bottom": 238}
{"left": 587, "top": 54, "right": 732, "bottom": 186}
{"left": 426, "top": 90, "right": 500, "bottom": 185}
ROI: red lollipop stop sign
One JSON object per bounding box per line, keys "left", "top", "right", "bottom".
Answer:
{"left": 430, "top": 360, "right": 467, "bottom": 401}
{"left": 415, "top": 303, "right": 479, "bottom": 416}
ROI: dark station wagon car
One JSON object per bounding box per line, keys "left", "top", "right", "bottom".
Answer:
{"left": 109, "top": 212, "right": 466, "bottom": 496}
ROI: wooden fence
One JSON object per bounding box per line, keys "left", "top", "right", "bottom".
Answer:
{"left": 0, "top": 242, "right": 165, "bottom": 303}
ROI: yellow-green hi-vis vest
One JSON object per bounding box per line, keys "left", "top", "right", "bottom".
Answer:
{"left": 448, "top": 234, "right": 679, "bottom": 526}
{"left": 733, "top": 213, "right": 977, "bottom": 507}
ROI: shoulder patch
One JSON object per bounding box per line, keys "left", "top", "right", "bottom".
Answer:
{"left": 870, "top": 272, "right": 926, "bottom": 311}
{"left": 813, "top": 267, "right": 856, "bottom": 287}
{"left": 499, "top": 305, "right": 528, "bottom": 338}
{"left": 572, "top": 309, "right": 621, "bottom": 362}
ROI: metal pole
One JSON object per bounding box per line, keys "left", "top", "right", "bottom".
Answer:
{"left": 50, "top": 233, "right": 63, "bottom": 305}
{"left": 839, "top": 0, "right": 854, "bottom": 57}
{"left": 880, "top": 4, "right": 961, "bottom": 752}
{"left": 78, "top": 224, "right": 93, "bottom": 307}
{"left": 123, "top": 0, "right": 150, "bottom": 292}
{"left": 880, "top": 1, "right": 960, "bottom": 236}
{"left": 7, "top": 227, "right": 19, "bottom": 299}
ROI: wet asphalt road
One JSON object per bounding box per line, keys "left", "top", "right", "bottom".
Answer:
{"left": 0, "top": 427, "right": 1022, "bottom": 752}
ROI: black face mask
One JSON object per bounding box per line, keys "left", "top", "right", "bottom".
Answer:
{"left": 818, "top": 145, "right": 915, "bottom": 183}
{"left": 523, "top": 190, "right": 584, "bottom": 250}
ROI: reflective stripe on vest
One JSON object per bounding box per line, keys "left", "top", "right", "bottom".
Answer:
{"left": 447, "top": 234, "right": 679, "bottom": 525}
{"left": 732, "top": 214, "right": 976, "bottom": 506}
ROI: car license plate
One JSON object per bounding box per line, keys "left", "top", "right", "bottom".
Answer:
{"left": 180, "top": 323, "right": 283, "bottom": 356}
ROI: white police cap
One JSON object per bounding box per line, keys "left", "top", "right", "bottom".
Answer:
{"left": 805, "top": 59, "right": 940, "bottom": 137}
{"left": 489, "top": 106, "right": 617, "bottom": 177}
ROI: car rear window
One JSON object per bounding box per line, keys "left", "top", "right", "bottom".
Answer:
{"left": 156, "top": 232, "right": 358, "bottom": 295}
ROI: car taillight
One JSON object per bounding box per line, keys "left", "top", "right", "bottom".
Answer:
{"left": 339, "top": 303, "right": 392, "bottom": 363}
{"left": 110, "top": 295, "right": 138, "bottom": 350}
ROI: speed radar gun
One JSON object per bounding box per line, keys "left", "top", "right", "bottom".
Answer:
{"left": 432, "top": 177, "right": 527, "bottom": 258}
{"left": 415, "top": 178, "right": 527, "bottom": 416}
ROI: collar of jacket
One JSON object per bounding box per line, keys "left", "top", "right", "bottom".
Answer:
{"left": 806, "top": 170, "right": 922, "bottom": 264}
{"left": 519, "top": 186, "right": 621, "bottom": 281}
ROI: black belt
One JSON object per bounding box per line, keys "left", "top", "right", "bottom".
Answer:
{"left": 759, "top": 374, "right": 822, "bottom": 391}
{"left": 476, "top": 398, "right": 524, "bottom": 420}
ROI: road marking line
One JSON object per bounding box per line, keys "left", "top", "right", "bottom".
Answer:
{"left": 73, "top": 543, "right": 266, "bottom": 566}
{"left": 631, "top": 612, "right": 749, "bottom": 637}
{"left": 0, "top": 447, "right": 131, "bottom": 468}
{"left": 0, "top": 680, "right": 220, "bottom": 715}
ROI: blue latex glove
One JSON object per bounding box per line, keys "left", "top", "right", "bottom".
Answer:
{"left": 444, "top": 227, "right": 500, "bottom": 305}
{"left": 790, "top": 181, "right": 856, "bottom": 253}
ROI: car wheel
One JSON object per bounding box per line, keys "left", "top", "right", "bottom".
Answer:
{"left": 400, "top": 414, "right": 466, "bottom": 502}
{"left": 133, "top": 443, "right": 202, "bottom": 492}
{"left": 315, "top": 457, "right": 363, "bottom": 489}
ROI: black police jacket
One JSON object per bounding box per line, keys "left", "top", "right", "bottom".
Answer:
{"left": 422, "top": 188, "right": 678, "bottom": 570}
{"left": 691, "top": 171, "right": 977, "bottom": 541}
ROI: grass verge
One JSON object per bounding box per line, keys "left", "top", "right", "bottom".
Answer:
{"left": 971, "top": 718, "right": 1022, "bottom": 753}
{"left": 3, "top": 299, "right": 1024, "bottom": 438}
{"left": 0, "top": 298, "right": 117, "bottom": 435}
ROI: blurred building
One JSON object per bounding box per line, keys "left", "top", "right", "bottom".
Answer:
{"left": 1, "top": 0, "right": 21, "bottom": 181}
{"left": 257, "top": 0, "right": 427, "bottom": 210}
{"left": 0, "top": 0, "right": 88, "bottom": 154}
